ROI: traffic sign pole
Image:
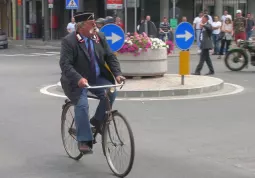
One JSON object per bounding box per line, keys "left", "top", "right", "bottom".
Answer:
{"left": 175, "top": 22, "right": 194, "bottom": 85}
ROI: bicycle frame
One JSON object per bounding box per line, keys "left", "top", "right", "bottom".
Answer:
{"left": 84, "top": 81, "right": 125, "bottom": 144}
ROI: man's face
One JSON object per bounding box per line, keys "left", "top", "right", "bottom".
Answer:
{"left": 214, "top": 16, "right": 218, "bottom": 21}
{"left": 247, "top": 14, "right": 251, "bottom": 18}
{"left": 80, "top": 20, "right": 97, "bottom": 37}
{"left": 163, "top": 18, "right": 167, "bottom": 23}
{"left": 199, "top": 13, "right": 203, "bottom": 17}
{"left": 182, "top": 17, "right": 187, "bottom": 22}
{"left": 224, "top": 11, "right": 228, "bottom": 15}
{"left": 146, "top": 16, "right": 151, "bottom": 21}
{"left": 202, "top": 16, "right": 208, "bottom": 24}
{"left": 237, "top": 13, "right": 241, "bottom": 17}
{"left": 71, "top": 17, "right": 75, "bottom": 23}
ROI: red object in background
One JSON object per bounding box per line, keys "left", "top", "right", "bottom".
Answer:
{"left": 50, "top": 15, "right": 59, "bottom": 29}
{"left": 106, "top": 0, "right": 123, "bottom": 9}
{"left": 17, "top": 0, "right": 22, "bottom": 6}
{"left": 116, "top": 23, "right": 124, "bottom": 30}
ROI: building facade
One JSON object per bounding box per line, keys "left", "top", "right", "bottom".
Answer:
{"left": 7, "top": 0, "right": 255, "bottom": 41}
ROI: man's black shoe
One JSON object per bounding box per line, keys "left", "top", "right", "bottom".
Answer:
{"left": 205, "top": 71, "right": 215, "bottom": 75}
{"left": 90, "top": 117, "right": 103, "bottom": 134}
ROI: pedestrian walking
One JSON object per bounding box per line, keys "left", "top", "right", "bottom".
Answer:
{"left": 66, "top": 17, "right": 76, "bottom": 33}
{"left": 193, "top": 15, "right": 214, "bottom": 75}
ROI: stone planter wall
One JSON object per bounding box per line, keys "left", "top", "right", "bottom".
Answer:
{"left": 117, "top": 48, "right": 168, "bottom": 77}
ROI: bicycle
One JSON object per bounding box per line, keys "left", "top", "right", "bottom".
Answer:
{"left": 61, "top": 81, "right": 135, "bottom": 177}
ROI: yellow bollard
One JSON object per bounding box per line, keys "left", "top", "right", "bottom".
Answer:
{"left": 179, "top": 51, "right": 190, "bottom": 85}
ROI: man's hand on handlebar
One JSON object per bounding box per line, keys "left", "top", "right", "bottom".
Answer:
{"left": 78, "top": 78, "right": 88, "bottom": 88}
{"left": 116, "top": 76, "right": 126, "bottom": 84}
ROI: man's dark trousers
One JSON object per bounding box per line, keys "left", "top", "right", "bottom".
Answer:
{"left": 195, "top": 49, "right": 214, "bottom": 74}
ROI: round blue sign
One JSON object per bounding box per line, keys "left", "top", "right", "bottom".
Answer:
{"left": 100, "top": 24, "right": 125, "bottom": 52}
{"left": 174, "top": 22, "right": 195, "bottom": 50}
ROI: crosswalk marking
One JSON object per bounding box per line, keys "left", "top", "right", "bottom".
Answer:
{"left": 0, "top": 51, "right": 60, "bottom": 57}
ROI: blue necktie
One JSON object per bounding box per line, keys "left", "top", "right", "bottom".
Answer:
{"left": 87, "top": 38, "right": 96, "bottom": 82}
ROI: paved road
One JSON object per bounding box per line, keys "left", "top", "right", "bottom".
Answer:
{"left": 1, "top": 47, "right": 255, "bottom": 178}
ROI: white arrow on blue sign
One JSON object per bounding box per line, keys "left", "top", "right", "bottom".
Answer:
{"left": 174, "top": 22, "right": 195, "bottom": 50}
{"left": 100, "top": 24, "right": 125, "bottom": 52}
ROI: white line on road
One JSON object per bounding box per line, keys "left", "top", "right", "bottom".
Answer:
{"left": 30, "top": 53, "right": 56, "bottom": 56}
{"left": 39, "top": 83, "right": 244, "bottom": 101}
{"left": 45, "top": 52, "right": 60, "bottom": 54}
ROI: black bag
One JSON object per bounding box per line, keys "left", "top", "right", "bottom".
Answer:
{"left": 218, "top": 32, "right": 225, "bottom": 41}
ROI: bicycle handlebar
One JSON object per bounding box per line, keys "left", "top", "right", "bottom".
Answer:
{"left": 85, "top": 81, "right": 125, "bottom": 89}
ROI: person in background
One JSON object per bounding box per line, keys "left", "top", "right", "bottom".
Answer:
{"left": 193, "top": 15, "right": 214, "bottom": 75}
{"left": 212, "top": 16, "right": 222, "bottom": 55}
{"left": 138, "top": 15, "right": 157, "bottom": 37}
{"left": 159, "top": 17, "right": 172, "bottom": 41}
{"left": 193, "top": 11, "right": 204, "bottom": 54}
{"left": 115, "top": 17, "right": 124, "bottom": 30}
{"left": 233, "top": 10, "right": 246, "bottom": 43}
{"left": 105, "top": 16, "right": 115, "bottom": 24}
{"left": 66, "top": 17, "right": 76, "bottom": 33}
{"left": 203, "top": 9, "right": 213, "bottom": 24}
{"left": 221, "top": 10, "right": 232, "bottom": 23}
{"left": 218, "top": 17, "right": 233, "bottom": 59}
{"left": 182, "top": 16, "right": 187, "bottom": 22}
{"left": 246, "top": 13, "right": 255, "bottom": 40}
{"left": 95, "top": 18, "right": 105, "bottom": 29}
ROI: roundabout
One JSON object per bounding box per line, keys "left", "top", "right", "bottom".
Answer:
{"left": 40, "top": 74, "right": 244, "bottom": 101}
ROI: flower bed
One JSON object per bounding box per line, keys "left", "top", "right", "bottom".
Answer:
{"left": 116, "top": 32, "right": 171, "bottom": 77}
{"left": 117, "top": 32, "right": 173, "bottom": 56}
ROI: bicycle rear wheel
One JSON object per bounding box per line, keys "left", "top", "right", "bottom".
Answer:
{"left": 61, "top": 102, "right": 83, "bottom": 160}
{"left": 102, "top": 111, "right": 135, "bottom": 177}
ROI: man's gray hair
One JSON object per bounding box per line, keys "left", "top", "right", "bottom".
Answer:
{"left": 75, "top": 21, "right": 85, "bottom": 31}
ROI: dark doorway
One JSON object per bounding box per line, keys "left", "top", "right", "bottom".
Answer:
{"left": 97, "top": 0, "right": 106, "bottom": 18}
{"left": 36, "top": 1, "right": 42, "bottom": 38}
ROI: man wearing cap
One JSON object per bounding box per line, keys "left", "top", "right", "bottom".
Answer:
{"left": 59, "top": 12, "right": 125, "bottom": 154}
{"left": 233, "top": 10, "right": 246, "bottom": 42}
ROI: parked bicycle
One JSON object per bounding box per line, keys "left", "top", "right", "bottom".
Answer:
{"left": 61, "top": 81, "right": 135, "bottom": 177}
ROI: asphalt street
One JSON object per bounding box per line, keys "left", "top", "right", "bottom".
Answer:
{"left": 0, "top": 47, "right": 255, "bottom": 178}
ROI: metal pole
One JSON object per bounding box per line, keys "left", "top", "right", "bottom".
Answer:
{"left": 181, "top": 75, "right": 184, "bottom": 85}
{"left": 134, "top": 0, "right": 137, "bottom": 33}
{"left": 71, "top": 9, "right": 74, "bottom": 17}
{"left": 173, "top": 0, "right": 176, "bottom": 54}
{"left": 124, "top": 0, "right": 127, "bottom": 34}
{"left": 173, "top": 0, "right": 175, "bottom": 19}
{"left": 50, "top": 8, "right": 53, "bottom": 40}
{"left": 22, "top": 0, "right": 26, "bottom": 46}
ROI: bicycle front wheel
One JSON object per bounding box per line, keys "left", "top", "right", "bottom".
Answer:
{"left": 102, "top": 111, "right": 135, "bottom": 177}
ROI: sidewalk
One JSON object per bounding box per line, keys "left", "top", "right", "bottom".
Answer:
{"left": 8, "top": 39, "right": 61, "bottom": 50}
{"left": 8, "top": 38, "right": 199, "bottom": 55}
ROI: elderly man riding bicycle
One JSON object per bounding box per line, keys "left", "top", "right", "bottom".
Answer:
{"left": 59, "top": 12, "right": 125, "bottom": 154}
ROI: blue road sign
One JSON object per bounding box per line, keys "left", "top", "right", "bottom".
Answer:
{"left": 100, "top": 24, "right": 125, "bottom": 52}
{"left": 174, "top": 22, "right": 195, "bottom": 50}
{"left": 66, "top": 0, "right": 79, "bottom": 9}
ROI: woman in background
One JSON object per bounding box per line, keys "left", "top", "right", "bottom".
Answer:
{"left": 218, "top": 17, "right": 233, "bottom": 59}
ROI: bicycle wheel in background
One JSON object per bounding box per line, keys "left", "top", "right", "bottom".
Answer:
{"left": 61, "top": 101, "right": 83, "bottom": 160}
{"left": 102, "top": 111, "right": 135, "bottom": 177}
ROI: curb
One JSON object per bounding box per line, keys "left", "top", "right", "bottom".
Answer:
{"left": 56, "top": 76, "right": 224, "bottom": 98}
